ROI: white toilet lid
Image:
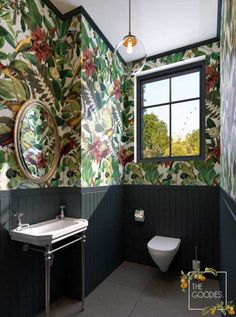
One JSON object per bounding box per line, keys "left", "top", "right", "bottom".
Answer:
{"left": 148, "top": 236, "right": 181, "bottom": 251}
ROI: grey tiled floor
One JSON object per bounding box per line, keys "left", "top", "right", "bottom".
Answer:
{"left": 38, "top": 261, "right": 221, "bottom": 317}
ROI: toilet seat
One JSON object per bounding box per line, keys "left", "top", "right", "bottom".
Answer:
{"left": 147, "top": 236, "right": 181, "bottom": 252}
{"left": 147, "top": 235, "right": 181, "bottom": 272}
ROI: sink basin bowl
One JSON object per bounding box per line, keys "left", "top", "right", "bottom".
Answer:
{"left": 10, "top": 218, "right": 88, "bottom": 246}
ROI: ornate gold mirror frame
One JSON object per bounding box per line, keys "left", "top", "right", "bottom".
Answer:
{"left": 14, "top": 100, "right": 60, "bottom": 184}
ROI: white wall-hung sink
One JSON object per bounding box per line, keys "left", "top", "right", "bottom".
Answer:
{"left": 9, "top": 215, "right": 88, "bottom": 317}
{"left": 9, "top": 217, "right": 88, "bottom": 246}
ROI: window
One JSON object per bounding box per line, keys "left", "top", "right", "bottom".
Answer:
{"left": 136, "top": 61, "right": 205, "bottom": 162}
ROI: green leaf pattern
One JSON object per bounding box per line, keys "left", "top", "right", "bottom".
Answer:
{"left": 80, "top": 16, "right": 124, "bottom": 187}
{"left": 0, "top": 0, "right": 81, "bottom": 189}
{"left": 221, "top": 1, "right": 236, "bottom": 199}
{"left": 0, "top": 0, "right": 220, "bottom": 189}
{"left": 123, "top": 44, "right": 220, "bottom": 185}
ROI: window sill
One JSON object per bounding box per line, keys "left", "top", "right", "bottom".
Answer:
{"left": 136, "top": 155, "right": 205, "bottom": 163}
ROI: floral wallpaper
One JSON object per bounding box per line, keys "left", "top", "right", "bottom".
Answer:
{"left": 80, "top": 16, "right": 124, "bottom": 187}
{"left": 221, "top": 1, "right": 236, "bottom": 200}
{"left": 0, "top": 0, "right": 221, "bottom": 189}
{"left": 123, "top": 43, "right": 220, "bottom": 185}
{"left": 0, "top": 0, "right": 81, "bottom": 189}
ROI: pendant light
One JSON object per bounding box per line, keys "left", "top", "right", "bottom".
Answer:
{"left": 113, "top": 0, "right": 147, "bottom": 76}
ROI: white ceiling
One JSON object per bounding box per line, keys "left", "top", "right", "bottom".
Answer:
{"left": 49, "top": 0, "right": 219, "bottom": 57}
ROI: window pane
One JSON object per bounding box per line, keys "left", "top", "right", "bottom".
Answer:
{"left": 171, "top": 72, "right": 200, "bottom": 102}
{"left": 142, "top": 106, "right": 170, "bottom": 158}
{"left": 143, "top": 79, "right": 169, "bottom": 107}
{"left": 171, "top": 100, "right": 200, "bottom": 157}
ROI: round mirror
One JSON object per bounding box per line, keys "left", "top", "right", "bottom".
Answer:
{"left": 14, "top": 100, "right": 60, "bottom": 184}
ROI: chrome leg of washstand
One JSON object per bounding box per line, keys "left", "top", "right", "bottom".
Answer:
{"left": 81, "top": 235, "right": 86, "bottom": 312}
{"left": 45, "top": 245, "right": 52, "bottom": 317}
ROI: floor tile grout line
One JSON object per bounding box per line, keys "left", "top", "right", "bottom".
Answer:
{"left": 127, "top": 278, "right": 154, "bottom": 317}
{"left": 104, "top": 279, "right": 147, "bottom": 290}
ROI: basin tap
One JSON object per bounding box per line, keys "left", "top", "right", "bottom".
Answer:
{"left": 14, "top": 213, "right": 29, "bottom": 231}
{"left": 57, "top": 205, "right": 66, "bottom": 220}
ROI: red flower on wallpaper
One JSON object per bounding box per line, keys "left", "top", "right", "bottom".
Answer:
{"left": 113, "top": 79, "right": 121, "bottom": 100}
{"left": 35, "top": 152, "right": 47, "bottom": 169}
{"left": 205, "top": 65, "right": 220, "bottom": 94}
{"left": 163, "top": 160, "right": 172, "bottom": 168}
{"left": 82, "top": 48, "right": 96, "bottom": 78}
{"left": 102, "top": 147, "right": 110, "bottom": 160}
{"left": 26, "top": 152, "right": 46, "bottom": 169}
{"left": 31, "top": 27, "right": 51, "bottom": 63}
{"left": 118, "top": 145, "right": 134, "bottom": 167}
{"left": 90, "top": 137, "right": 110, "bottom": 164}
{"left": 210, "top": 145, "right": 220, "bottom": 160}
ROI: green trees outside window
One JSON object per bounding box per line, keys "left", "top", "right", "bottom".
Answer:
{"left": 137, "top": 61, "right": 205, "bottom": 161}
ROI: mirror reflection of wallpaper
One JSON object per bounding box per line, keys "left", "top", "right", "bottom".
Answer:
{"left": 221, "top": 1, "right": 236, "bottom": 200}
{"left": 20, "top": 106, "right": 56, "bottom": 178}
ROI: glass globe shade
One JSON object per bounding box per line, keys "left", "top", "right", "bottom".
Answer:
{"left": 113, "top": 34, "right": 147, "bottom": 76}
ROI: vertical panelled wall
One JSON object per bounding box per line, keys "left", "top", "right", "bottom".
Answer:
{"left": 0, "top": 188, "right": 82, "bottom": 317}
{"left": 64, "top": 186, "right": 124, "bottom": 298}
{"left": 219, "top": 190, "right": 236, "bottom": 303}
{"left": 0, "top": 185, "right": 124, "bottom": 316}
{"left": 81, "top": 186, "right": 124, "bottom": 295}
{"left": 220, "top": 1, "right": 236, "bottom": 304}
{"left": 124, "top": 185, "right": 219, "bottom": 272}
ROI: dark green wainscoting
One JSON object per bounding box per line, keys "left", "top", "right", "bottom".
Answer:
{"left": 220, "top": 189, "right": 236, "bottom": 304}
{"left": 0, "top": 186, "right": 124, "bottom": 317}
{"left": 0, "top": 185, "right": 221, "bottom": 317}
{"left": 124, "top": 185, "right": 220, "bottom": 272}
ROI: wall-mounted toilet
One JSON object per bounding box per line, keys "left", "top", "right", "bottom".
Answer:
{"left": 147, "top": 236, "right": 181, "bottom": 272}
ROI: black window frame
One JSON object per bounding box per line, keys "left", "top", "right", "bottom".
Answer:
{"left": 136, "top": 60, "right": 205, "bottom": 162}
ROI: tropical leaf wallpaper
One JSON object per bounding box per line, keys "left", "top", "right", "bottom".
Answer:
{"left": 0, "top": 0, "right": 81, "bottom": 189}
{"left": 0, "top": 0, "right": 220, "bottom": 189}
{"left": 123, "top": 43, "right": 220, "bottom": 185}
{"left": 221, "top": 1, "right": 236, "bottom": 200}
{"left": 80, "top": 16, "right": 124, "bottom": 187}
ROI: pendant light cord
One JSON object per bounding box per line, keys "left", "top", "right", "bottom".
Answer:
{"left": 129, "top": 0, "right": 131, "bottom": 35}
